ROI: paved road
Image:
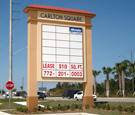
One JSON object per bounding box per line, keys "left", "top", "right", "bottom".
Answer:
{"left": 46, "top": 97, "right": 135, "bottom": 103}
{"left": 0, "top": 95, "right": 135, "bottom": 103}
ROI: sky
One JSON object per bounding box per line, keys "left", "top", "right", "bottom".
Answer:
{"left": 0, "top": 0, "right": 135, "bottom": 92}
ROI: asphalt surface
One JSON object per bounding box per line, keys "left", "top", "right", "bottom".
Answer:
{"left": 46, "top": 97, "right": 135, "bottom": 103}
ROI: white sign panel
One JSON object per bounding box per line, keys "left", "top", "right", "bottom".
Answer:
{"left": 42, "top": 25, "right": 83, "bottom": 78}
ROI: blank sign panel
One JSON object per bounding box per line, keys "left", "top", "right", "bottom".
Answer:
{"left": 56, "top": 41, "right": 69, "bottom": 48}
{"left": 42, "top": 55, "right": 55, "bottom": 62}
{"left": 70, "top": 49, "right": 82, "bottom": 56}
{"left": 42, "top": 32, "right": 55, "bottom": 39}
{"left": 42, "top": 25, "right": 55, "bottom": 32}
{"left": 70, "top": 56, "right": 82, "bottom": 63}
{"left": 70, "top": 42, "right": 82, "bottom": 49}
{"left": 42, "top": 40, "right": 55, "bottom": 47}
{"left": 56, "top": 33, "right": 69, "bottom": 41}
{"left": 57, "top": 55, "right": 69, "bottom": 62}
{"left": 42, "top": 47, "right": 55, "bottom": 54}
{"left": 57, "top": 48, "right": 69, "bottom": 55}
{"left": 56, "top": 26, "right": 69, "bottom": 33}
{"left": 70, "top": 34, "right": 82, "bottom": 42}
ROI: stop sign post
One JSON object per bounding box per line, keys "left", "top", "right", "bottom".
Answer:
{"left": 6, "top": 81, "right": 14, "bottom": 111}
{"left": 6, "top": 81, "right": 14, "bottom": 90}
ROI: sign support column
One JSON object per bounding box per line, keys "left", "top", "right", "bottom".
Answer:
{"left": 83, "top": 16, "right": 94, "bottom": 108}
{"left": 27, "top": 10, "right": 38, "bottom": 111}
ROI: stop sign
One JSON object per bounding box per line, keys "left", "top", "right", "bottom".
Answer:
{"left": 6, "top": 81, "right": 14, "bottom": 90}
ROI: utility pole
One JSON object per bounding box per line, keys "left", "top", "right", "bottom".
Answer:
{"left": 131, "top": 51, "right": 134, "bottom": 94}
{"left": 9, "top": 0, "right": 12, "bottom": 111}
{"left": 22, "top": 77, "right": 24, "bottom": 92}
{"left": 9, "top": 0, "right": 12, "bottom": 82}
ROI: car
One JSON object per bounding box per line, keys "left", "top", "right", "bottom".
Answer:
{"left": 22, "top": 93, "right": 27, "bottom": 98}
{"left": 38, "top": 92, "right": 46, "bottom": 99}
{"left": 15, "top": 93, "right": 20, "bottom": 96}
{"left": 22, "top": 92, "right": 46, "bottom": 99}
{"left": 62, "top": 92, "right": 67, "bottom": 98}
{"left": 74, "top": 91, "right": 97, "bottom": 101}
{"left": 3, "top": 94, "right": 9, "bottom": 98}
{"left": 62, "top": 90, "right": 80, "bottom": 99}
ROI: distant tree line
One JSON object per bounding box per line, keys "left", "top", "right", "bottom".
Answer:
{"left": 49, "top": 59, "right": 135, "bottom": 97}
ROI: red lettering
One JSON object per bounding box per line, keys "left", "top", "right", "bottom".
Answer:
{"left": 44, "top": 71, "right": 53, "bottom": 76}
{"left": 71, "top": 72, "right": 82, "bottom": 76}
{"left": 78, "top": 65, "right": 83, "bottom": 69}
{"left": 43, "top": 63, "right": 54, "bottom": 68}
{"left": 59, "top": 64, "right": 67, "bottom": 69}
{"left": 71, "top": 64, "right": 77, "bottom": 69}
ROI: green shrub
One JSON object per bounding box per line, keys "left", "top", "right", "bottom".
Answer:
{"left": 70, "top": 104, "right": 76, "bottom": 111}
{"left": 60, "top": 105, "right": 68, "bottom": 111}
{"left": 101, "top": 104, "right": 106, "bottom": 110}
{"left": 98, "top": 103, "right": 102, "bottom": 109}
{"left": 117, "top": 105, "right": 123, "bottom": 112}
{"left": 58, "top": 104, "right": 61, "bottom": 110}
{"left": 78, "top": 104, "right": 82, "bottom": 109}
{"left": 85, "top": 104, "right": 90, "bottom": 109}
{"left": 17, "top": 106, "right": 23, "bottom": 112}
{"left": 105, "top": 104, "right": 110, "bottom": 110}
{"left": 52, "top": 106, "right": 58, "bottom": 111}
{"left": 17, "top": 107, "right": 28, "bottom": 113}
{"left": 33, "top": 107, "right": 37, "bottom": 113}
{"left": 111, "top": 106, "right": 116, "bottom": 111}
{"left": 40, "top": 107, "right": 46, "bottom": 112}
{"left": 92, "top": 104, "right": 96, "bottom": 108}
{"left": 124, "top": 107, "right": 128, "bottom": 112}
{"left": 128, "top": 106, "right": 135, "bottom": 113}
{"left": 46, "top": 104, "right": 51, "bottom": 110}
{"left": 23, "top": 107, "right": 28, "bottom": 113}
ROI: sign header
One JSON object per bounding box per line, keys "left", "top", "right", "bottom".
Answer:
{"left": 39, "top": 12, "right": 85, "bottom": 22}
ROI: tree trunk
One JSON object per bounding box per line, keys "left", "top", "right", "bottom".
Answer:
{"left": 119, "top": 72, "right": 122, "bottom": 95}
{"left": 94, "top": 76, "right": 96, "bottom": 95}
{"left": 106, "top": 75, "right": 109, "bottom": 97}
{"left": 122, "top": 70, "right": 125, "bottom": 97}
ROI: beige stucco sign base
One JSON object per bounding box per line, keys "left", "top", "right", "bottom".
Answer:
{"left": 24, "top": 5, "right": 96, "bottom": 111}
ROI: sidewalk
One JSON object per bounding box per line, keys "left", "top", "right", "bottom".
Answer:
{"left": 0, "top": 111, "right": 99, "bottom": 115}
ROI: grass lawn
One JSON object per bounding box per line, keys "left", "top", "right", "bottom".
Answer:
{"left": 0, "top": 99, "right": 135, "bottom": 115}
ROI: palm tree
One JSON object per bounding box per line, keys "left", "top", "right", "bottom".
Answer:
{"left": 113, "top": 63, "right": 122, "bottom": 95}
{"left": 92, "top": 70, "right": 101, "bottom": 95}
{"left": 120, "top": 60, "right": 130, "bottom": 97}
{"left": 128, "top": 62, "right": 135, "bottom": 94}
{"left": 102, "top": 67, "right": 112, "bottom": 97}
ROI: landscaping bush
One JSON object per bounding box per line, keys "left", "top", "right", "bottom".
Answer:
{"left": 117, "top": 105, "right": 123, "bottom": 112}
{"left": 92, "top": 104, "right": 96, "bottom": 108}
{"left": 46, "top": 104, "right": 51, "bottom": 110}
{"left": 58, "top": 104, "right": 61, "bottom": 110}
{"left": 85, "top": 104, "right": 90, "bottom": 109}
{"left": 70, "top": 104, "right": 76, "bottom": 111}
{"left": 78, "top": 104, "right": 82, "bottom": 109}
{"left": 40, "top": 107, "right": 46, "bottom": 112}
{"left": 33, "top": 107, "right": 37, "bottom": 113}
{"left": 124, "top": 107, "right": 128, "bottom": 112}
{"left": 128, "top": 106, "right": 135, "bottom": 113}
{"left": 52, "top": 106, "right": 58, "bottom": 111}
{"left": 17, "top": 106, "right": 23, "bottom": 112}
{"left": 95, "top": 103, "right": 102, "bottom": 109}
{"left": 101, "top": 104, "right": 106, "bottom": 110}
{"left": 111, "top": 106, "right": 116, "bottom": 111}
{"left": 105, "top": 104, "right": 110, "bottom": 110}
{"left": 60, "top": 105, "right": 68, "bottom": 111}
{"left": 17, "top": 106, "right": 28, "bottom": 113}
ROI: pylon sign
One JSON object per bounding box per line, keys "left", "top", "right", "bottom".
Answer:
{"left": 24, "top": 4, "right": 96, "bottom": 111}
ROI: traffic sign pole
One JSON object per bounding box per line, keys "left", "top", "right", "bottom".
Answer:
{"left": 6, "top": 81, "right": 14, "bottom": 111}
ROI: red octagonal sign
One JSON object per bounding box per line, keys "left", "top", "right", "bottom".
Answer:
{"left": 6, "top": 81, "right": 14, "bottom": 90}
